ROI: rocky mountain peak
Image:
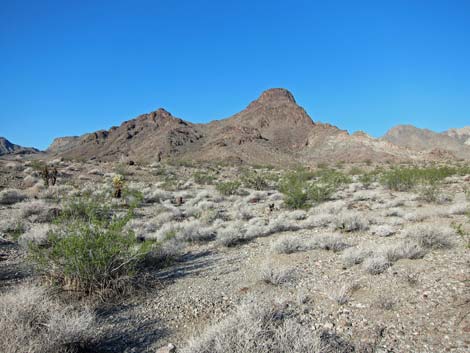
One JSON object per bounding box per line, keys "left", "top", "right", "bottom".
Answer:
{"left": 153, "top": 108, "right": 173, "bottom": 119}
{"left": 248, "top": 88, "right": 296, "bottom": 108}
{"left": 0, "top": 137, "right": 39, "bottom": 156}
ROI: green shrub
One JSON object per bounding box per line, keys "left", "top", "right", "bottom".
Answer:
{"left": 279, "top": 168, "right": 338, "bottom": 209}
{"left": 28, "top": 198, "right": 152, "bottom": 294}
{"left": 241, "top": 171, "right": 269, "bottom": 190}
{"left": 308, "top": 183, "right": 334, "bottom": 203}
{"left": 381, "top": 166, "right": 456, "bottom": 192}
{"left": 193, "top": 172, "right": 216, "bottom": 185}
{"left": 279, "top": 170, "right": 310, "bottom": 209}
{"left": 380, "top": 168, "right": 418, "bottom": 191}
{"left": 316, "top": 169, "right": 351, "bottom": 187}
{"left": 216, "top": 181, "right": 241, "bottom": 196}
{"left": 57, "top": 197, "right": 112, "bottom": 224}
{"left": 348, "top": 167, "right": 364, "bottom": 176}
{"left": 358, "top": 173, "right": 374, "bottom": 189}
{"left": 30, "top": 160, "right": 47, "bottom": 172}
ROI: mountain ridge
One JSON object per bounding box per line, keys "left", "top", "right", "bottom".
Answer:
{"left": 0, "top": 137, "right": 39, "bottom": 156}
{"left": 18, "top": 88, "right": 470, "bottom": 165}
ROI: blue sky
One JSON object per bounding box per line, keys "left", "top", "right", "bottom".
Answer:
{"left": 1, "top": 0, "right": 469, "bottom": 150}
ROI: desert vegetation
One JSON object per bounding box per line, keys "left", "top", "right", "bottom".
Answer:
{"left": 0, "top": 158, "right": 469, "bottom": 352}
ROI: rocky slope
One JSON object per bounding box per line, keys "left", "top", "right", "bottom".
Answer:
{"left": 47, "top": 89, "right": 467, "bottom": 165}
{"left": 0, "top": 137, "right": 38, "bottom": 156}
{"left": 382, "top": 125, "right": 470, "bottom": 160}
{"left": 444, "top": 127, "right": 470, "bottom": 145}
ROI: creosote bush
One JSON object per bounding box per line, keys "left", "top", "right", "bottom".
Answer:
{"left": 279, "top": 168, "right": 336, "bottom": 209}
{"left": 216, "top": 180, "right": 241, "bottom": 196}
{"left": 241, "top": 170, "right": 270, "bottom": 190}
{"left": 380, "top": 166, "right": 462, "bottom": 192}
{"left": 193, "top": 171, "right": 216, "bottom": 185}
{"left": 358, "top": 173, "right": 374, "bottom": 189}
{"left": 27, "top": 197, "right": 154, "bottom": 294}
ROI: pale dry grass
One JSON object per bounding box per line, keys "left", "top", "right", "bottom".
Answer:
{"left": 0, "top": 284, "right": 95, "bottom": 353}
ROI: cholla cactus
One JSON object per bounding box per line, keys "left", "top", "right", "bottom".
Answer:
{"left": 112, "top": 175, "right": 124, "bottom": 198}
{"left": 40, "top": 166, "right": 50, "bottom": 188}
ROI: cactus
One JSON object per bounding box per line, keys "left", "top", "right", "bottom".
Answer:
{"left": 112, "top": 175, "right": 124, "bottom": 198}
{"left": 40, "top": 166, "right": 50, "bottom": 188}
{"left": 50, "top": 167, "right": 58, "bottom": 186}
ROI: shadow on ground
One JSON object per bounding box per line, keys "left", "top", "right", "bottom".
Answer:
{"left": 153, "top": 249, "right": 216, "bottom": 282}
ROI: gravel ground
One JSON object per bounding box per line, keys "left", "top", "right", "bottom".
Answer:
{"left": 1, "top": 159, "right": 469, "bottom": 353}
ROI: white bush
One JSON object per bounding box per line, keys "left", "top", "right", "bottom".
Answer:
{"left": 448, "top": 203, "right": 469, "bottom": 215}
{"left": 363, "top": 255, "right": 391, "bottom": 275}
{"left": 302, "top": 213, "right": 334, "bottom": 228}
{"left": 259, "top": 263, "right": 295, "bottom": 285}
{"left": 181, "top": 299, "right": 326, "bottom": 353}
{"left": 271, "top": 235, "right": 310, "bottom": 254}
{"left": 403, "top": 224, "right": 454, "bottom": 249}
{"left": 18, "top": 224, "right": 54, "bottom": 247}
{"left": 217, "top": 222, "right": 247, "bottom": 247}
{"left": 0, "top": 284, "right": 95, "bottom": 353}
{"left": 371, "top": 225, "right": 396, "bottom": 237}
{"left": 333, "top": 211, "right": 369, "bottom": 232}
{"left": 340, "top": 247, "right": 372, "bottom": 268}
{"left": 382, "top": 240, "right": 427, "bottom": 262}
{"left": 310, "top": 233, "right": 350, "bottom": 252}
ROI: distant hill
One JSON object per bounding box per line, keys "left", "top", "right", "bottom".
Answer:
{"left": 443, "top": 127, "right": 470, "bottom": 145}
{"left": 0, "top": 137, "right": 39, "bottom": 156}
{"left": 382, "top": 125, "right": 470, "bottom": 160}
{"left": 45, "top": 88, "right": 470, "bottom": 165}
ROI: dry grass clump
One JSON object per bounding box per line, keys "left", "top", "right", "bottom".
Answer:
{"left": 0, "top": 210, "right": 26, "bottom": 236}
{"left": 181, "top": 299, "right": 329, "bottom": 353}
{"left": 177, "top": 220, "right": 216, "bottom": 243}
{"left": 404, "top": 207, "right": 448, "bottom": 222}
{"left": 19, "top": 199, "right": 60, "bottom": 223}
{"left": 272, "top": 233, "right": 349, "bottom": 254}
{"left": 333, "top": 211, "right": 369, "bottom": 232}
{"left": 302, "top": 213, "right": 334, "bottom": 228}
{"left": 371, "top": 225, "right": 396, "bottom": 237}
{"left": 0, "top": 188, "right": 27, "bottom": 205}
{"left": 448, "top": 202, "right": 469, "bottom": 215}
{"left": 143, "top": 238, "right": 183, "bottom": 267}
{"left": 217, "top": 222, "right": 248, "bottom": 247}
{"left": 327, "top": 282, "right": 361, "bottom": 305}
{"left": 18, "top": 224, "right": 54, "bottom": 247}
{"left": 311, "top": 233, "right": 350, "bottom": 252}
{"left": 271, "top": 235, "right": 309, "bottom": 254}
{"left": 340, "top": 247, "right": 372, "bottom": 268}
{"left": 403, "top": 224, "right": 455, "bottom": 249}
{"left": 362, "top": 255, "right": 391, "bottom": 275}
{"left": 259, "top": 263, "right": 295, "bottom": 285}
{"left": 0, "top": 284, "right": 95, "bottom": 353}
{"left": 383, "top": 240, "right": 427, "bottom": 262}
{"left": 382, "top": 208, "right": 405, "bottom": 218}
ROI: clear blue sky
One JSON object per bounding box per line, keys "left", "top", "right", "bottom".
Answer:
{"left": 1, "top": 0, "right": 469, "bottom": 150}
